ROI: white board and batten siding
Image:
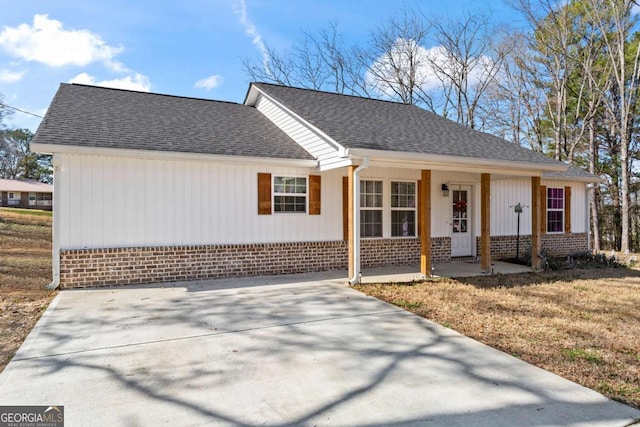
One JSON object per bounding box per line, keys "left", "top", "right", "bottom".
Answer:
{"left": 491, "top": 177, "right": 587, "bottom": 236}
{"left": 56, "top": 154, "right": 343, "bottom": 250}
{"left": 255, "top": 95, "right": 347, "bottom": 169}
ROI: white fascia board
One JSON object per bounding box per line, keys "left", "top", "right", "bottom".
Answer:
{"left": 318, "top": 158, "right": 354, "bottom": 171}
{"left": 347, "top": 148, "right": 568, "bottom": 174}
{"left": 31, "top": 143, "right": 319, "bottom": 168}
{"left": 246, "top": 85, "right": 345, "bottom": 154}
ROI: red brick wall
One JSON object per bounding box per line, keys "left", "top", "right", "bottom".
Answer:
{"left": 475, "top": 233, "right": 589, "bottom": 260}
{"left": 58, "top": 237, "right": 453, "bottom": 288}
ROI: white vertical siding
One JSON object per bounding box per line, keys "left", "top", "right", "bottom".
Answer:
{"left": 57, "top": 154, "right": 344, "bottom": 249}
{"left": 255, "top": 95, "right": 343, "bottom": 166}
{"left": 542, "top": 180, "right": 587, "bottom": 233}
{"left": 490, "top": 178, "right": 587, "bottom": 236}
{"left": 491, "top": 178, "right": 532, "bottom": 236}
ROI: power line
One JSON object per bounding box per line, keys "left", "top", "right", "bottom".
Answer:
{"left": 0, "top": 102, "right": 43, "bottom": 118}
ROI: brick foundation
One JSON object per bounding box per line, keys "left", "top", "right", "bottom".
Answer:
{"left": 59, "top": 237, "right": 454, "bottom": 288}
{"left": 476, "top": 233, "right": 589, "bottom": 260}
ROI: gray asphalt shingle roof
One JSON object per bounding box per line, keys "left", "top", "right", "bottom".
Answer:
{"left": 33, "top": 84, "right": 314, "bottom": 160}
{"left": 543, "top": 164, "right": 604, "bottom": 181}
{"left": 253, "top": 82, "right": 561, "bottom": 166}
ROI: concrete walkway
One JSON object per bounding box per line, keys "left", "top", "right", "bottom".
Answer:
{"left": 1, "top": 272, "right": 638, "bottom": 426}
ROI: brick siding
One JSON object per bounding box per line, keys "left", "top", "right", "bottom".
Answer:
{"left": 475, "top": 233, "right": 589, "bottom": 260}
{"left": 59, "top": 237, "right": 453, "bottom": 288}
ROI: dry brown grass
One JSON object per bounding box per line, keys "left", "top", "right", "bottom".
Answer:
{"left": 355, "top": 267, "right": 640, "bottom": 410}
{"left": 0, "top": 207, "right": 56, "bottom": 372}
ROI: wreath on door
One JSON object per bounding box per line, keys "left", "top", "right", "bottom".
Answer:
{"left": 455, "top": 199, "right": 467, "bottom": 212}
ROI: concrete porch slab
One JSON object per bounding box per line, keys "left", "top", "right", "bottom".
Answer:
{"left": 359, "top": 261, "right": 533, "bottom": 284}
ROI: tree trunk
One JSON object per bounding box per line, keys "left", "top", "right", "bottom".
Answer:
{"left": 620, "top": 131, "right": 630, "bottom": 253}
{"left": 588, "top": 116, "right": 600, "bottom": 251}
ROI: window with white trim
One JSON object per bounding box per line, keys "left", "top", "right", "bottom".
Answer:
{"left": 391, "top": 181, "right": 416, "bottom": 236}
{"left": 547, "top": 187, "right": 564, "bottom": 233}
{"left": 360, "top": 180, "right": 383, "bottom": 237}
{"left": 273, "top": 176, "right": 307, "bottom": 213}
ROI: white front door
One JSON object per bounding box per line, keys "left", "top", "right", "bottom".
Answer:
{"left": 451, "top": 184, "right": 473, "bottom": 257}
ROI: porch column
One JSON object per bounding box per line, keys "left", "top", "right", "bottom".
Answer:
{"left": 531, "top": 176, "right": 542, "bottom": 269}
{"left": 420, "top": 170, "right": 432, "bottom": 276}
{"left": 348, "top": 165, "right": 356, "bottom": 278}
{"left": 480, "top": 173, "right": 491, "bottom": 272}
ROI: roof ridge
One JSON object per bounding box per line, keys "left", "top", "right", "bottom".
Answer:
{"left": 65, "top": 83, "right": 242, "bottom": 106}
{"left": 253, "top": 81, "right": 420, "bottom": 107}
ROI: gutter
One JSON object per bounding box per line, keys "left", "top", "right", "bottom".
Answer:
{"left": 349, "top": 157, "right": 369, "bottom": 285}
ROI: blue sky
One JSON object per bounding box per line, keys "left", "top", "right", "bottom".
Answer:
{"left": 0, "top": 0, "right": 517, "bottom": 132}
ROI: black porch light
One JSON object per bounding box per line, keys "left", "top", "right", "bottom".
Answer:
{"left": 441, "top": 183, "right": 449, "bottom": 197}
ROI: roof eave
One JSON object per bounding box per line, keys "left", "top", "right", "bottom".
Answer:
{"left": 347, "top": 148, "right": 568, "bottom": 174}
{"left": 542, "top": 174, "right": 607, "bottom": 183}
{"left": 31, "top": 143, "right": 318, "bottom": 168}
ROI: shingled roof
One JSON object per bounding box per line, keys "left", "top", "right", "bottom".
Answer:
{"left": 33, "top": 84, "right": 313, "bottom": 160}
{"left": 251, "top": 82, "right": 561, "bottom": 167}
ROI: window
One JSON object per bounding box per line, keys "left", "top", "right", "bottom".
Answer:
{"left": 547, "top": 187, "right": 564, "bottom": 233}
{"left": 8, "top": 192, "right": 14, "bottom": 199}
{"left": 391, "top": 181, "right": 416, "bottom": 236}
{"left": 360, "top": 180, "right": 383, "bottom": 237}
{"left": 273, "top": 176, "right": 307, "bottom": 213}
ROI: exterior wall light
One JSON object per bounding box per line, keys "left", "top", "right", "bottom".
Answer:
{"left": 441, "top": 183, "right": 449, "bottom": 197}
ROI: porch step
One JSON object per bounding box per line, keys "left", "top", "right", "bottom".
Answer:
{"left": 451, "top": 256, "right": 477, "bottom": 263}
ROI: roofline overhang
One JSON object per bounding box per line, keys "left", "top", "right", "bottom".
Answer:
{"left": 31, "top": 143, "right": 319, "bottom": 168}
{"left": 346, "top": 148, "right": 568, "bottom": 175}
{"left": 541, "top": 174, "right": 607, "bottom": 183}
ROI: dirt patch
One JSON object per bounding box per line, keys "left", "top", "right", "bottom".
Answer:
{"left": 355, "top": 267, "right": 640, "bottom": 410}
{"left": 0, "top": 208, "right": 56, "bottom": 372}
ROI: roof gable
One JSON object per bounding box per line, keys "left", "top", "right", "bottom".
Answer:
{"left": 250, "top": 82, "right": 562, "bottom": 168}
{"left": 33, "top": 84, "right": 313, "bottom": 161}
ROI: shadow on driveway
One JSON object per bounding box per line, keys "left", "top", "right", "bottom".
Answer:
{"left": 1, "top": 273, "right": 638, "bottom": 426}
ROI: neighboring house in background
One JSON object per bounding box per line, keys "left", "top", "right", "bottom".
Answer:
{"left": 31, "top": 83, "right": 601, "bottom": 289}
{"left": 0, "top": 179, "right": 53, "bottom": 210}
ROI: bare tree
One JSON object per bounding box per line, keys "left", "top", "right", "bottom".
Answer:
{"left": 424, "top": 13, "right": 512, "bottom": 129}
{"left": 243, "top": 22, "right": 366, "bottom": 96}
{"left": 582, "top": 0, "right": 640, "bottom": 253}
{"left": 354, "top": 8, "right": 433, "bottom": 105}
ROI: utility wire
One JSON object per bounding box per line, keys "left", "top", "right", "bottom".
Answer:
{"left": 0, "top": 102, "right": 43, "bottom": 118}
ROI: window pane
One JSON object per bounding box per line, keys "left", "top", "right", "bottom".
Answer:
{"left": 360, "top": 180, "right": 383, "bottom": 208}
{"left": 391, "top": 181, "right": 416, "bottom": 208}
{"left": 360, "top": 210, "right": 382, "bottom": 237}
{"left": 274, "top": 195, "right": 306, "bottom": 213}
{"left": 392, "top": 210, "right": 415, "bottom": 236}
{"left": 547, "top": 188, "right": 564, "bottom": 209}
{"left": 547, "top": 210, "right": 563, "bottom": 233}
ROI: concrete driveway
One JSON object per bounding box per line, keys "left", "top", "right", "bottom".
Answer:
{"left": 1, "top": 273, "right": 639, "bottom": 426}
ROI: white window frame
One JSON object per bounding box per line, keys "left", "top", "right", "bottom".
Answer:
{"left": 272, "top": 175, "right": 308, "bottom": 214}
{"left": 546, "top": 187, "right": 564, "bottom": 234}
{"left": 360, "top": 179, "right": 384, "bottom": 238}
{"left": 8, "top": 192, "right": 15, "bottom": 199}
{"left": 390, "top": 180, "right": 417, "bottom": 237}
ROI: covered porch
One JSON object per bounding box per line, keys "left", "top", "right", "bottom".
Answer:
{"left": 344, "top": 162, "right": 548, "bottom": 284}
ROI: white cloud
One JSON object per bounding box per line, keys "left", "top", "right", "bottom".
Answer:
{"left": 367, "top": 38, "right": 496, "bottom": 99}
{"left": 232, "top": 0, "right": 269, "bottom": 68}
{"left": 69, "top": 72, "right": 151, "bottom": 92}
{"left": 0, "top": 69, "right": 26, "bottom": 83}
{"left": 0, "top": 14, "right": 123, "bottom": 68}
{"left": 195, "top": 74, "right": 223, "bottom": 90}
